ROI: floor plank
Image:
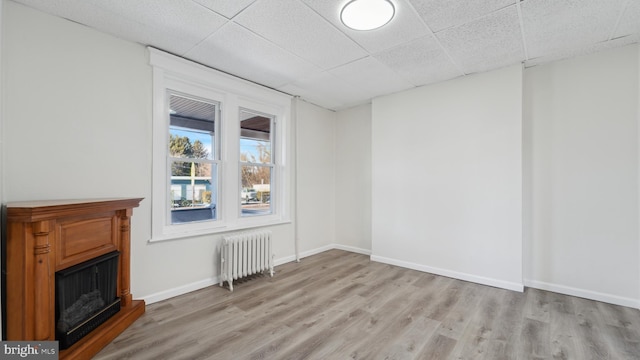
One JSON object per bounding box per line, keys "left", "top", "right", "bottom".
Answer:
{"left": 94, "top": 250, "right": 640, "bottom": 360}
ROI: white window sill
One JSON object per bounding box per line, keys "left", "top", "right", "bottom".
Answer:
{"left": 148, "top": 218, "right": 292, "bottom": 243}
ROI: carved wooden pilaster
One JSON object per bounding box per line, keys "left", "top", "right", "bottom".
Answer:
{"left": 32, "top": 221, "right": 54, "bottom": 341}
{"left": 118, "top": 208, "right": 133, "bottom": 307}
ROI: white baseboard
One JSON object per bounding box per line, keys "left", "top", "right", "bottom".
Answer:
{"left": 299, "top": 244, "right": 334, "bottom": 258}
{"left": 524, "top": 279, "right": 640, "bottom": 309}
{"left": 276, "top": 243, "right": 370, "bottom": 265}
{"left": 333, "top": 243, "right": 372, "bottom": 255}
{"left": 142, "top": 277, "right": 219, "bottom": 305}
{"left": 371, "top": 255, "right": 524, "bottom": 292}
{"left": 274, "top": 254, "right": 297, "bottom": 266}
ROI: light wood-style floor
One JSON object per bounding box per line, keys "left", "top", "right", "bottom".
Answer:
{"left": 94, "top": 250, "right": 640, "bottom": 359}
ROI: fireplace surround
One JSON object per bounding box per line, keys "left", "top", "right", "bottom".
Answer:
{"left": 4, "top": 198, "right": 144, "bottom": 360}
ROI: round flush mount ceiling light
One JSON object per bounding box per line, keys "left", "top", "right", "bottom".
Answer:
{"left": 340, "top": 0, "right": 395, "bottom": 31}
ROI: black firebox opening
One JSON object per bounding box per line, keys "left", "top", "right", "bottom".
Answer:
{"left": 55, "top": 251, "right": 120, "bottom": 350}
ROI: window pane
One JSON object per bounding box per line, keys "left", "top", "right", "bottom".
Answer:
{"left": 171, "top": 161, "right": 217, "bottom": 224}
{"left": 241, "top": 165, "right": 272, "bottom": 216}
{"left": 240, "top": 109, "right": 272, "bottom": 164}
{"left": 169, "top": 94, "right": 216, "bottom": 160}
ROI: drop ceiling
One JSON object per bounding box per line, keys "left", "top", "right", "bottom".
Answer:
{"left": 11, "top": 0, "right": 640, "bottom": 111}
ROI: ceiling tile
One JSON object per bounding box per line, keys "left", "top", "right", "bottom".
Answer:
{"left": 88, "top": 0, "right": 229, "bottom": 55}
{"left": 278, "top": 82, "right": 343, "bottom": 110}
{"left": 233, "top": 0, "right": 367, "bottom": 69}
{"left": 279, "top": 71, "right": 372, "bottom": 110}
{"left": 301, "top": 0, "right": 429, "bottom": 53}
{"left": 191, "top": 0, "right": 257, "bottom": 19}
{"left": 409, "top": 0, "right": 515, "bottom": 32}
{"left": 328, "top": 57, "right": 414, "bottom": 99}
{"left": 9, "top": 0, "right": 104, "bottom": 23}
{"left": 436, "top": 5, "right": 524, "bottom": 74}
{"left": 374, "top": 35, "right": 463, "bottom": 87}
{"left": 279, "top": 83, "right": 345, "bottom": 110}
{"left": 521, "top": 0, "right": 627, "bottom": 60}
{"left": 613, "top": 0, "right": 640, "bottom": 39}
{"left": 12, "top": 0, "right": 218, "bottom": 55}
{"left": 525, "top": 34, "right": 640, "bottom": 67}
{"left": 186, "top": 22, "right": 321, "bottom": 89}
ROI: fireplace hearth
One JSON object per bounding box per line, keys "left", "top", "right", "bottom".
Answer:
{"left": 4, "top": 198, "right": 144, "bottom": 360}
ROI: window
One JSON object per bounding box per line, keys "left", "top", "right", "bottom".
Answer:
{"left": 150, "top": 48, "right": 291, "bottom": 241}
{"left": 168, "top": 93, "right": 219, "bottom": 224}
{"left": 240, "top": 109, "right": 274, "bottom": 216}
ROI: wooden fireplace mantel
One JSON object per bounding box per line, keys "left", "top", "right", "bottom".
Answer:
{"left": 5, "top": 198, "right": 145, "bottom": 360}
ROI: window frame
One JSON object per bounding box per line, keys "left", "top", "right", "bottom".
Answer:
{"left": 150, "top": 48, "right": 291, "bottom": 242}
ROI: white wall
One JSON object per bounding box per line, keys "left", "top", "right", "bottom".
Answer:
{"left": 371, "top": 65, "right": 523, "bottom": 291}
{"left": 295, "top": 99, "right": 335, "bottom": 255}
{"left": 335, "top": 104, "right": 372, "bottom": 254}
{"left": 523, "top": 45, "right": 640, "bottom": 308}
{"left": 1, "top": 2, "right": 297, "bottom": 304}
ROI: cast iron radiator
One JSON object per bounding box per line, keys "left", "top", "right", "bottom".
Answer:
{"left": 219, "top": 230, "right": 274, "bottom": 291}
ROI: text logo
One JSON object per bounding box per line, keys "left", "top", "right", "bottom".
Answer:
{"left": 1, "top": 342, "right": 58, "bottom": 359}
